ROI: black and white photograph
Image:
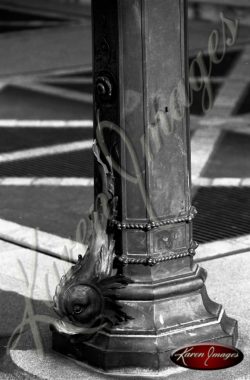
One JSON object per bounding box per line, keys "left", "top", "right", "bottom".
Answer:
{"left": 0, "top": 0, "right": 249, "bottom": 379}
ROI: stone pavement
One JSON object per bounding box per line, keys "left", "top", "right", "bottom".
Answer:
{"left": 0, "top": 238, "right": 249, "bottom": 379}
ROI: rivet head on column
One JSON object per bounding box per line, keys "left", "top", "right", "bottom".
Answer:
{"left": 96, "top": 83, "right": 106, "bottom": 96}
{"left": 95, "top": 75, "right": 113, "bottom": 102}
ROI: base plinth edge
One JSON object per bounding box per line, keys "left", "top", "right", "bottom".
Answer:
{"left": 52, "top": 308, "right": 238, "bottom": 374}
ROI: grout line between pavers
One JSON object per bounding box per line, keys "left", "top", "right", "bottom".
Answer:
{"left": 0, "top": 177, "right": 94, "bottom": 186}
{"left": 0, "top": 140, "right": 92, "bottom": 163}
{"left": 0, "top": 218, "right": 87, "bottom": 263}
{"left": 0, "top": 120, "right": 93, "bottom": 128}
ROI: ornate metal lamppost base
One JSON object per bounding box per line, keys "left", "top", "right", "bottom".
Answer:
{"left": 51, "top": 0, "right": 238, "bottom": 373}
{"left": 52, "top": 261, "right": 237, "bottom": 373}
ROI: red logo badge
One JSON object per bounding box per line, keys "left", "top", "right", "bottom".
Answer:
{"left": 171, "top": 343, "right": 243, "bottom": 370}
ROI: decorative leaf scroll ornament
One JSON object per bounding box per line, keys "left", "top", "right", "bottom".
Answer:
{"left": 53, "top": 142, "right": 132, "bottom": 337}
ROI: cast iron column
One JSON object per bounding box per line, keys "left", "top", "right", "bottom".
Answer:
{"left": 52, "top": 0, "right": 238, "bottom": 374}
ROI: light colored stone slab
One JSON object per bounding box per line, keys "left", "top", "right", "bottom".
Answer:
{"left": 0, "top": 177, "right": 94, "bottom": 186}
{"left": 195, "top": 234, "right": 250, "bottom": 262}
{"left": 0, "top": 240, "right": 71, "bottom": 301}
{"left": 0, "top": 140, "right": 92, "bottom": 164}
{"left": 241, "top": 178, "right": 250, "bottom": 186}
{"left": 192, "top": 177, "right": 213, "bottom": 187}
{"left": 0, "top": 218, "right": 87, "bottom": 262}
{"left": 211, "top": 178, "right": 242, "bottom": 187}
{"left": 0, "top": 120, "right": 93, "bottom": 128}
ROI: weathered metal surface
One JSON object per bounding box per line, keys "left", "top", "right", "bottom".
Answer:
{"left": 52, "top": 143, "right": 133, "bottom": 335}
{"left": 52, "top": 0, "right": 238, "bottom": 373}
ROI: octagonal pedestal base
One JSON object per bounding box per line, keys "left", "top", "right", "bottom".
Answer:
{"left": 52, "top": 265, "right": 238, "bottom": 374}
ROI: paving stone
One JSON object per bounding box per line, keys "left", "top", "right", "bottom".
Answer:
{"left": 49, "top": 81, "right": 93, "bottom": 94}
{"left": 0, "top": 240, "right": 71, "bottom": 301}
{"left": 195, "top": 234, "right": 250, "bottom": 262}
{"left": 0, "top": 127, "right": 92, "bottom": 154}
{"left": 193, "top": 187, "right": 250, "bottom": 243}
{"left": 0, "top": 240, "right": 71, "bottom": 366}
{"left": 0, "top": 149, "right": 93, "bottom": 177}
{"left": 188, "top": 20, "right": 250, "bottom": 55}
{"left": 0, "top": 218, "right": 87, "bottom": 262}
{"left": 189, "top": 82, "right": 221, "bottom": 116}
{"left": 0, "top": 25, "right": 91, "bottom": 78}
{"left": 203, "top": 132, "right": 250, "bottom": 178}
{"left": 0, "top": 186, "right": 93, "bottom": 240}
{"left": 0, "top": 86, "right": 93, "bottom": 120}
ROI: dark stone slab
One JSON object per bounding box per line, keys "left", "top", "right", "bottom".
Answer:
{"left": 0, "top": 86, "right": 93, "bottom": 120}
{"left": 193, "top": 187, "right": 250, "bottom": 243}
{"left": 203, "top": 132, "right": 250, "bottom": 178}
{"left": 0, "top": 186, "right": 93, "bottom": 241}
{"left": 0, "top": 150, "right": 93, "bottom": 177}
{"left": 0, "top": 127, "right": 92, "bottom": 154}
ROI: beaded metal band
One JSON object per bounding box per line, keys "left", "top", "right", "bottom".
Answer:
{"left": 117, "top": 242, "right": 198, "bottom": 266}
{"left": 112, "top": 206, "right": 197, "bottom": 231}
